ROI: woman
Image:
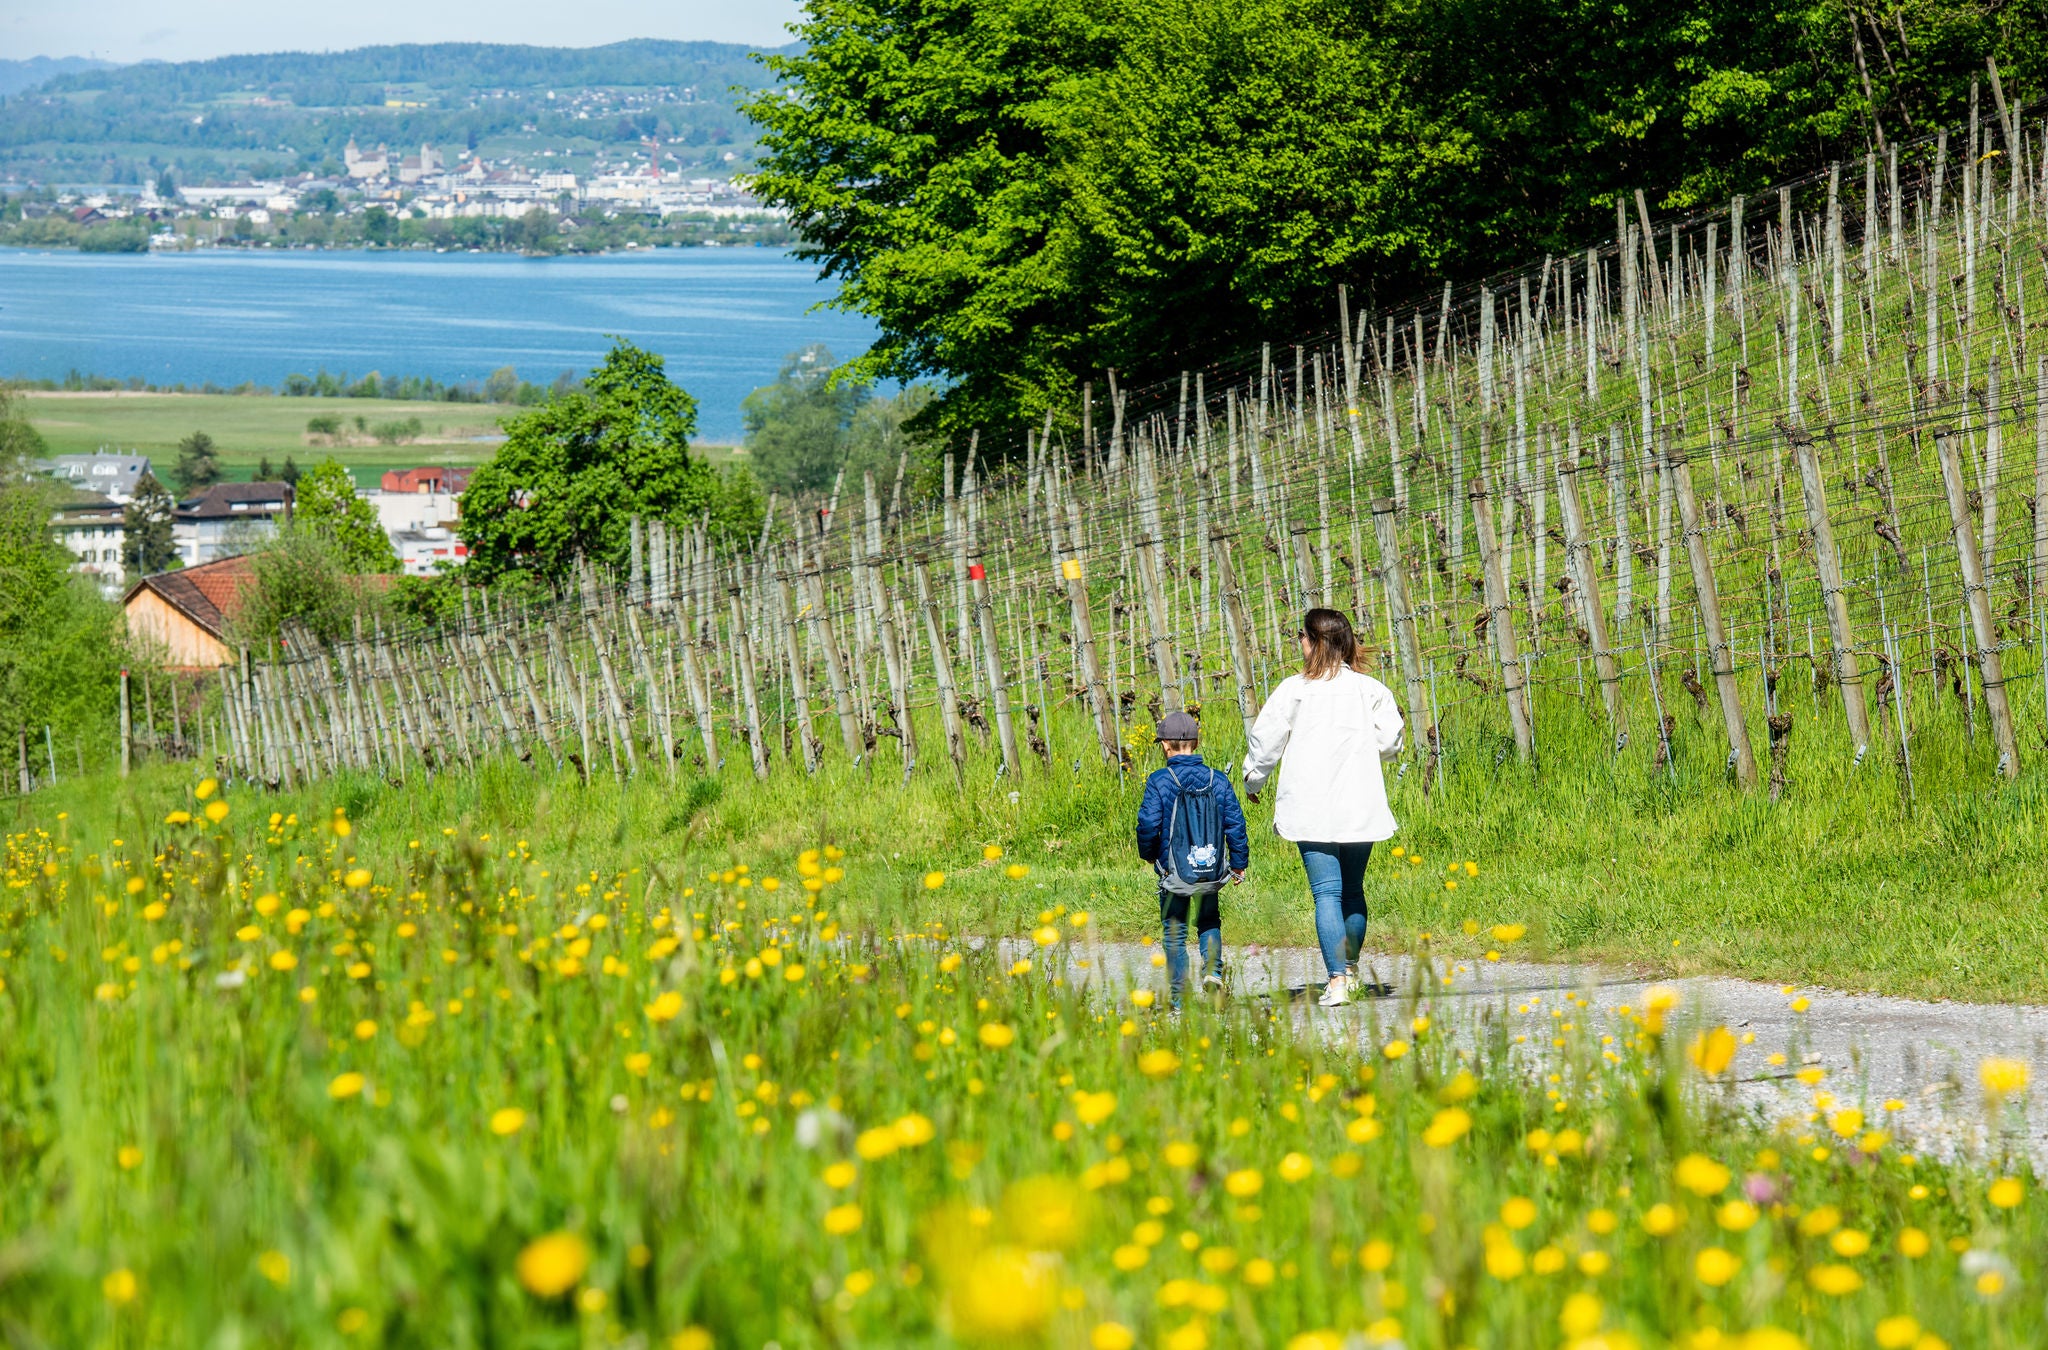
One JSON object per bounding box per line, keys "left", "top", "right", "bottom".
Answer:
{"left": 1241, "top": 607, "right": 1405, "bottom": 1006}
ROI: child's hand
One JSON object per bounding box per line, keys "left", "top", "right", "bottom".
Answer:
{"left": 1229, "top": 869, "right": 1246, "bottom": 885}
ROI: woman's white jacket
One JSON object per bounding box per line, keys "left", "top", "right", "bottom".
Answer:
{"left": 1239, "top": 667, "right": 1406, "bottom": 843}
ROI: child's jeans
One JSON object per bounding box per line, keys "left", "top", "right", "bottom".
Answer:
{"left": 1159, "top": 887, "right": 1222, "bottom": 1002}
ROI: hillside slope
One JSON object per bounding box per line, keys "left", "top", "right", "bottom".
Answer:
{"left": 0, "top": 40, "right": 791, "bottom": 185}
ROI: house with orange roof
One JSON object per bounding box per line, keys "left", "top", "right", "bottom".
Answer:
{"left": 122, "top": 556, "right": 257, "bottom": 669}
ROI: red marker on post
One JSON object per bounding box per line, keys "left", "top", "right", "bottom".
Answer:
{"left": 968, "top": 563, "right": 986, "bottom": 581}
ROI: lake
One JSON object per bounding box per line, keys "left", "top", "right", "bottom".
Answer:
{"left": 0, "top": 246, "right": 878, "bottom": 441}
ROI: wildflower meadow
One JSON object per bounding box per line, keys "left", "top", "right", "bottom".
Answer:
{"left": 0, "top": 769, "right": 2039, "bottom": 1350}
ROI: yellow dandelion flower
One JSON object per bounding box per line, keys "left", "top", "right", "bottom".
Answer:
{"left": 1806, "top": 1264, "right": 1863, "bottom": 1296}
{"left": 1674, "top": 1153, "right": 1731, "bottom": 1197}
{"left": 1981, "top": 1057, "right": 2028, "bottom": 1096}
{"left": 490, "top": 1107, "right": 527, "bottom": 1136}
{"left": 102, "top": 1268, "right": 138, "bottom": 1304}
{"left": 1421, "top": 1107, "right": 1471, "bottom": 1148}
{"left": 1688, "top": 1026, "right": 1737, "bottom": 1076}
{"left": 978, "top": 1022, "right": 1016, "bottom": 1049}
{"left": 515, "top": 1231, "right": 589, "bottom": 1297}
{"left": 1138, "top": 1049, "right": 1181, "bottom": 1077}
{"left": 1694, "top": 1247, "right": 1740, "bottom": 1287}
{"left": 328, "top": 1072, "right": 366, "bottom": 1100}
{"left": 823, "top": 1203, "right": 863, "bottom": 1236}
{"left": 1558, "top": 1292, "right": 1601, "bottom": 1336}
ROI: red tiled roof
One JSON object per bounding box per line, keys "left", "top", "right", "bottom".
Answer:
{"left": 380, "top": 466, "right": 474, "bottom": 494}
{"left": 123, "top": 556, "right": 257, "bottom": 640}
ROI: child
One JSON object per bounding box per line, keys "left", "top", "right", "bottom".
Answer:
{"left": 1134, "top": 711, "right": 1249, "bottom": 1002}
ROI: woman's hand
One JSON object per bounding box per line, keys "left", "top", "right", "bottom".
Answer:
{"left": 1245, "top": 792, "right": 1260, "bottom": 805}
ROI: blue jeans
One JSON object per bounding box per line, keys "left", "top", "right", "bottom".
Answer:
{"left": 1158, "top": 887, "right": 1222, "bottom": 1002}
{"left": 1297, "top": 841, "right": 1373, "bottom": 979}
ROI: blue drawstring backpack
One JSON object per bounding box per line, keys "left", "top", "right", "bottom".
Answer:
{"left": 1158, "top": 765, "right": 1228, "bottom": 895}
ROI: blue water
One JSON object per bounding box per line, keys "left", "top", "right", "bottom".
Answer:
{"left": 0, "top": 246, "right": 877, "bottom": 441}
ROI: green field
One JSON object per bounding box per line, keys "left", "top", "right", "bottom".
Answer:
{"left": 19, "top": 392, "right": 744, "bottom": 487}
{"left": 21, "top": 393, "right": 507, "bottom": 486}
{"left": 0, "top": 759, "right": 2039, "bottom": 1346}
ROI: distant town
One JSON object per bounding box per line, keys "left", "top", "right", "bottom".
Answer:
{"left": 0, "top": 40, "right": 795, "bottom": 253}
{"left": 43, "top": 452, "right": 467, "bottom": 596}
{"left": 19, "top": 137, "right": 786, "bottom": 253}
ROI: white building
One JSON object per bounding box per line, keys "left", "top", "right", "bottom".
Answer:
{"left": 366, "top": 487, "right": 461, "bottom": 535}
{"left": 392, "top": 527, "right": 468, "bottom": 576}
{"left": 172, "top": 482, "right": 292, "bottom": 568}
{"left": 49, "top": 492, "right": 127, "bottom": 597}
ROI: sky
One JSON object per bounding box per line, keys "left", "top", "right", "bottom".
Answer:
{"left": 4, "top": 0, "right": 804, "bottom": 64}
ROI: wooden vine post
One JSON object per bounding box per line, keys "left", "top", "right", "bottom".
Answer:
{"left": 1787, "top": 427, "right": 1873, "bottom": 757}
{"left": 969, "top": 556, "right": 1023, "bottom": 777}
{"left": 1211, "top": 533, "right": 1261, "bottom": 732}
{"left": 774, "top": 566, "right": 821, "bottom": 774}
{"left": 1667, "top": 446, "right": 1759, "bottom": 788}
{"left": 1052, "top": 510, "right": 1119, "bottom": 764}
{"left": 1935, "top": 430, "right": 2021, "bottom": 777}
{"left": 1369, "top": 498, "right": 1433, "bottom": 762}
{"left": 1468, "top": 481, "right": 1534, "bottom": 759}
{"left": 1554, "top": 456, "right": 1628, "bottom": 748}
{"left": 805, "top": 568, "right": 864, "bottom": 760}
{"left": 728, "top": 583, "right": 770, "bottom": 780}
{"left": 913, "top": 561, "right": 969, "bottom": 786}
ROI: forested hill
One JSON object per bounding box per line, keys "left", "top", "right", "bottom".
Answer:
{"left": 0, "top": 40, "right": 793, "bottom": 186}
{"left": 0, "top": 57, "right": 115, "bottom": 98}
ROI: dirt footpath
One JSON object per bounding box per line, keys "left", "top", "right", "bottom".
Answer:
{"left": 997, "top": 937, "right": 2048, "bottom": 1166}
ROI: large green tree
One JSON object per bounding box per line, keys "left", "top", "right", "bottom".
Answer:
{"left": 745, "top": 0, "right": 2048, "bottom": 435}
{"left": 172, "top": 431, "right": 222, "bottom": 493}
{"left": 458, "top": 340, "right": 764, "bottom": 582}
{"left": 742, "top": 345, "right": 871, "bottom": 493}
{"left": 293, "top": 459, "right": 399, "bottom": 573}
{"left": 0, "top": 482, "right": 126, "bottom": 758}
{"left": 122, "top": 470, "right": 178, "bottom": 576}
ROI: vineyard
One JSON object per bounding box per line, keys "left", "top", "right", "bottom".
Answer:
{"left": 14, "top": 91, "right": 2048, "bottom": 1350}
{"left": 163, "top": 103, "right": 2048, "bottom": 830}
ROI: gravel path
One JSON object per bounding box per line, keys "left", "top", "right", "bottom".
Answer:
{"left": 985, "top": 937, "right": 2048, "bottom": 1166}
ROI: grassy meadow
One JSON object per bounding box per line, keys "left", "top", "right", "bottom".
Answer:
{"left": 0, "top": 760, "right": 2039, "bottom": 1348}
{"left": 19, "top": 391, "right": 742, "bottom": 487}
{"left": 22, "top": 391, "right": 506, "bottom": 464}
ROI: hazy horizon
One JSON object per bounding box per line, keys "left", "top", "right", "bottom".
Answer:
{"left": 4, "top": 1, "right": 801, "bottom": 66}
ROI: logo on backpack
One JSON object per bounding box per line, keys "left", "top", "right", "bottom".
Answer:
{"left": 1160, "top": 766, "right": 1228, "bottom": 895}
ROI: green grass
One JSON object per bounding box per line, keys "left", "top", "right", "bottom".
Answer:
{"left": 20, "top": 391, "right": 744, "bottom": 486}
{"left": 21, "top": 392, "right": 506, "bottom": 486}
{"left": 0, "top": 769, "right": 2038, "bottom": 1347}
{"left": 38, "top": 644, "right": 2048, "bottom": 1007}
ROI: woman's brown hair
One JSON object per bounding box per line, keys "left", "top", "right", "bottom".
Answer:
{"left": 1300, "top": 608, "right": 1357, "bottom": 680}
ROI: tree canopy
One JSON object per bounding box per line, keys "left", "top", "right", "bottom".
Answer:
{"left": 457, "top": 340, "right": 764, "bottom": 583}
{"left": 0, "top": 482, "right": 125, "bottom": 752}
{"left": 745, "top": 0, "right": 2048, "bottom": 434}
{"left": 294, "top": 460, "right": 399, "bottom": 574}
{"left": 122, "top": 471, "right": 177, "bottom": 576}
{"left": 172, "top": 431, "right": 222, "bottom": 494}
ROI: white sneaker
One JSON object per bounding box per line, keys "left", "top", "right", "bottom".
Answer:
{"left": 1318, "top": 973, "right": 1354, "bottom": 1007}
